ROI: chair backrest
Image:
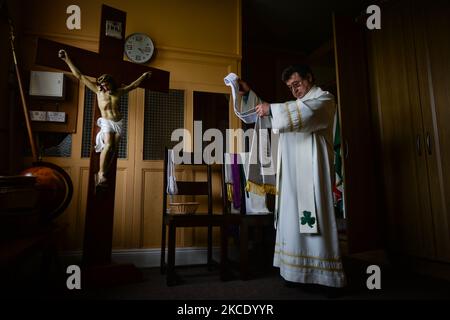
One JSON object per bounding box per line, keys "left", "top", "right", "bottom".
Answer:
{"left": 163, "top": 147, "right": 213, "bottom": 216}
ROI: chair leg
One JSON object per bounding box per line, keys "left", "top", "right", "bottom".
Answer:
{"left": 240, "top": 219, "right": 249, "bottom": 280}
{"left": 160, "top": 222, "right": 167, "bottom": 274}
{"left": 207, "top": 225, "right": 213, "bottom": 270}
{"left": 167, "top": 223, "right": 176, "bottom": 286}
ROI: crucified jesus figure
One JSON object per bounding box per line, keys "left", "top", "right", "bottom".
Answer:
{"left": 59, "top": 49, "right": 151, "bottom": 188}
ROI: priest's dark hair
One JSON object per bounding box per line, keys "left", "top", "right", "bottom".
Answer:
{"left": 281, "top": 64, "right": 315, "bottom": 83}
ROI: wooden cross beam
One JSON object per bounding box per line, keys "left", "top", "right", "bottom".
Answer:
{"left": 34, "top": 4, "right": 170, "bottom": 286}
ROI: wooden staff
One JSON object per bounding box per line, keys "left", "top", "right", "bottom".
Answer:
{"left": 8, "top": 17, "right": 39, "bottom": 162}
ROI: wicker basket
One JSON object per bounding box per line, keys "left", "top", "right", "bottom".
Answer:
{"left": 168, "top": 202, "right": 200, "bottom": 215}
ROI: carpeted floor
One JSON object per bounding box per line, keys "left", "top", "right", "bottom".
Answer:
{"left": 7, "top": 255, "right": 449, "bottom": 301}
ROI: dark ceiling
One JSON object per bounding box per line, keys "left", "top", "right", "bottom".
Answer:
{"left": 244, "top": 0, "right": 372, "bottom": 54}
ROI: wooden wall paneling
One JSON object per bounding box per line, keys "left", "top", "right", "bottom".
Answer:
{"left": 112, "top": 167, "right": 128, "bottom": 248}
{"left": 367, "top": 1, "right": 434, "bottom": 258}
{"left": 412, "top": 0, "right": 450, "bottom": 262}
{"left": 123, "top": 89, "right": 139, "bottom": 249}
{"left": 128, "top": 88, "right": 141, "bottom": 248}
{"left": 141, "top": 167, "right": 165, "bottom": 248}
{"left": 131, "top": 88, "right": 146, "bottom": 249}
{"left": 77, "top": 166, "right": 90, "bottom": 249}
{"left": 54, "top": 166, "right": 75, "bottom": 247}
{"left": 71, "top": 86, "right": 89, "bottom": 250}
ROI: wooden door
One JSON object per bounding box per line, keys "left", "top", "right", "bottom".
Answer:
{"left": 332, "top": 15, "right": 380, "bottom": 253}
{"left": 366, "top": 0, "right": 435, "bottom": 258}
{"left": 412, "top": 0, "right": 450, "bottom": 262}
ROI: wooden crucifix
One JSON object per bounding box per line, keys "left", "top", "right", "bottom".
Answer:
{"left": 35, "top": 4, "right": 170, "bottom": 286}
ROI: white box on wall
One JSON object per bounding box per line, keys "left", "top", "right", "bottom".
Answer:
{"left": 29, "top": 71, "right": 65, "bottom": 99}
{"left": 29, "top": 111, "right": 47, "bottom": 122}
{"left": 47, "top": 111, "right": 66, "bottom": 123}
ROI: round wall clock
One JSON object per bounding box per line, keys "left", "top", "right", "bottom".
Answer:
{"left": 124, "top": 33, "right": 154, "bottom": 64}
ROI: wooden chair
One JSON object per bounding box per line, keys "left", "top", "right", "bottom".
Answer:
{"left": 160, "top": 148, "right": 229, "bottom": 286}
{"left": 221, "top": 155, "right": 275, "bottom": 280}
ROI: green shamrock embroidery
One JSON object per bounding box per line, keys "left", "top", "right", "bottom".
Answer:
{"left": 301, "top": 211, "right": 316, "bottom": 228}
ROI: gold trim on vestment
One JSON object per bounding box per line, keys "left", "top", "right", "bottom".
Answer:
{"left": 295, "top": 100, "right": 303, "bottom": 129}
{"left": 277, "top": 258, "right": 344, "bottom": 273}
{"left": 246, "top": 180, "right": 278, "bottom": 196}
{"left": 226, "top": 183, "right": 233, "bottom": 202}
{"left": 274, "top": 248, "right": 342, "bottom": 262}
{"left": 284, "top": 103, "right": 294, "bottom": 131}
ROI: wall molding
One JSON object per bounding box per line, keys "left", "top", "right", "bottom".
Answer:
{"left": 62, "top": 247, "right": 221, "bottom": 268}
{"left": 24, "top": 31, "right": 100, "bottom": 44}
{"left": 24, "top": 30, "right": 241, "bottom": 60}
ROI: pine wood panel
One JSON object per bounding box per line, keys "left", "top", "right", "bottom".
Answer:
{"left": 111, "top": 168, "right": 128, "bottom": 249}
{"left": 141, "top": 168, "right": 166, "bottom": 248}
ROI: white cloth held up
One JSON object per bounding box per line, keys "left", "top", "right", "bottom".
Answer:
{"left": 224, "top": 73, "right": 277, "bottom": 214}
{"left": 224, "top": 73, "right": 259, "bottom": 124}
{"left": 166, "top": 149, "right": 178, "bottom": 195}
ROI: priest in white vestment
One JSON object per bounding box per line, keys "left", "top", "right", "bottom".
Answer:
{"left": 239, "top": 65, "right": 346, "bottom": 288}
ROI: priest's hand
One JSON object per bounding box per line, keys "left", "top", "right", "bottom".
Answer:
{"left": 238, "top": 79, "right": 250, "bottom": 96}
{"left": 256, "top": 102, "right": 270, "bottom": 117}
